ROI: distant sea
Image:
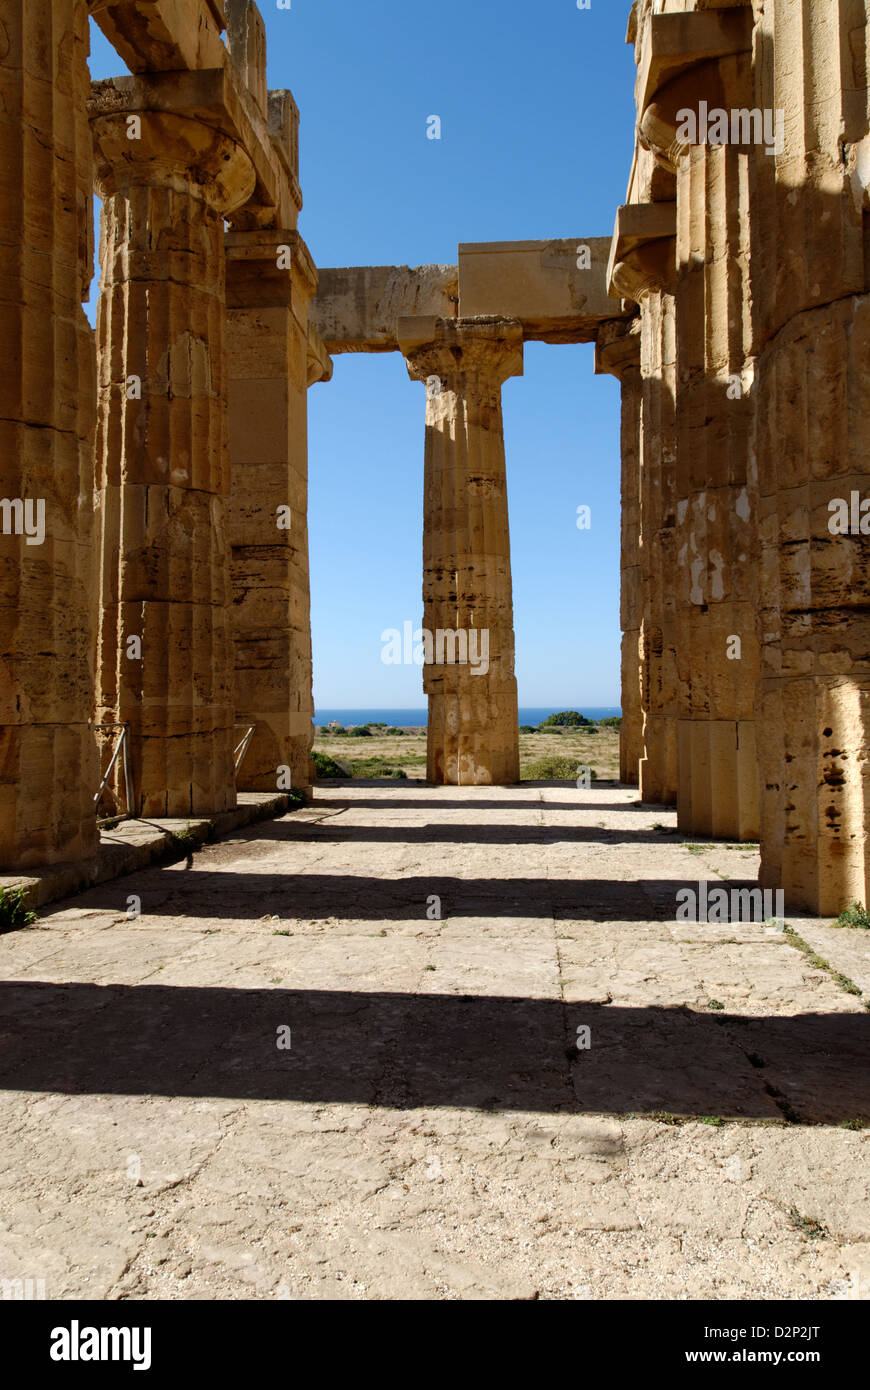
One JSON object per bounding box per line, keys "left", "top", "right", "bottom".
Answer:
{"left": 314, "top": 706, "right": 621, "bottom": 727}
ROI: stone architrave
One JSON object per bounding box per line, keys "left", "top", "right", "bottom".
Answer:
{"left": 90, "top": 88, "right": 256, "bottom": 819}
{"left": 400, "top": 317, "right": 522, "bottom": 786}
{"left": 0, "top": 0, "right": 100, "bottom": 867}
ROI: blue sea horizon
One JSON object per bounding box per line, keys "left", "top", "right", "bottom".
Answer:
{"left": 314, "top": 706, "right": 622, "bottom": 727}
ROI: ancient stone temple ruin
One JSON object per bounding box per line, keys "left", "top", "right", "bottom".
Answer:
{"left": 1, "top": 0, "right": 868, "bottom": 916}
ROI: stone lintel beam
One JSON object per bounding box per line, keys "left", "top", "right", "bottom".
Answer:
{"left": 89, "top": 0, "right": 229, "bottom": 75}
{"left": 457, "top": 239, "right": 629, "bottom": 343}
{"left": 88, "top": 66, "right": 300, "bottom": 231}
{"left": 635, "top": 4, "right": 754, "bottom": 119}
{"left": 607, "top": 202, "right": 677, "bottom": 303}
{"left": 311, "top": 265, "right": 459, "bottom": 354}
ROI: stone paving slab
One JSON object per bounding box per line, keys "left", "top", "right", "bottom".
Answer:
{"left": 0, "top": 783, "right": 868, "bottom": 1300}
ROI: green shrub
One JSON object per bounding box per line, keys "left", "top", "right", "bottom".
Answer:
{"left": 384, "top": 728, "right": 405, "bottom": 735}
{"left": 539, "top": 710, "right": 592, "bottom": 728}
{"left": 0, "top": 886, "right": 36, "bottom": 931}
{"left": 598, "top": 716, "right": 622, "bottom": 728}
{"left": 312, "top": 751, "right": 350, "bottom": 779}
{"left": 349, "top": 726, "right": 373, "bottom": 737}
{"left": 519, "top": 725, "right": 536, "bottom": 733}
{"left": 520, "top": 756, "right": 598, "bottom": 781}
{"left": 837, "top": 900, "right": 870, "bottom": 929}
{"left": 346, "top": 757, "right": 408, "bottom": 779}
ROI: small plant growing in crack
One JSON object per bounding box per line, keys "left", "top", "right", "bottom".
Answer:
{"left": 170, "top": 826, "right": 199, "bottom": 857}
{"left": 783, "top": 926, "right": 863, "bottom": 996}
{"left": 698, "top": 1115, "right": 724, "bottom": 1127}
{"left": 788, "top": 1206, "right": 827, "bottom": 1240}
{"left": 0, "top": 886, "right": 36, "bottom": 932}
{"left": 707, "top": 999, "right": 725, "bottom": 1011}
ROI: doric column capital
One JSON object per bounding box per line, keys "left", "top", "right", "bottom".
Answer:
{"left": 307, "top": 326, "right": 333, "bottom": 386}
{"left": 595, "top": 316, "right": 641, "bottom": 381}
{"left": 633, "top": 5, "right": 753, "bottom": 169}
{"left": 399, "top": 316, "right": 524, "bottom": 389}
{"left": 607, "top": 202, "right": 677, "bottom": 303}
{"left": 89, "top": 86, "right": 256, "bottom": 216}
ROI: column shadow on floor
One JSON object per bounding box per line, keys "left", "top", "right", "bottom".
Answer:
{"left": 68, "top": 875, "right": 760, "bottom": 922}
{"left": 0, "top": 982, "right": 865, "bottom": 1122}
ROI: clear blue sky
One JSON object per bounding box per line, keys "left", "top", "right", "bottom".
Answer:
{"left": 87, "top": 0, "right": 637, "bottom": 709}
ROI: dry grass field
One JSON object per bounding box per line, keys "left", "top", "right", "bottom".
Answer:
{"left": 312, "top": 723, "right": 621, "bottom": 782}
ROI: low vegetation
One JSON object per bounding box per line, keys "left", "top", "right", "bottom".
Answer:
{"left": 0, "top": 885, "right": 36, "bottom": 932}
{"left": 311, "top": 751, "right": 350, "bottom": 779}
{"left": 521, "top": 755, "right": 598, "bottom": 781}
{"left": 312, "top": 712, "right": 621, "bottom": 781}
{"left": 836, "top": 900, "right": 870, "bottom": 930}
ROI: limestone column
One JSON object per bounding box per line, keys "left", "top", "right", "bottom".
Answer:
{"left": 226, "top": 230, "right": 327, "bottom": 796}
{"left": 636, "top": 17, "right": 760, "bottom": 839}
{"left": 638, "top": 286, "right": 679, "bottom": 807}
{"left": 595, "top": 318, "right": 643, "bottom": 785}
{"left": 0, "top": 0, "right": 99, "bottom": 867}
{"left": 671, "top": 142, "right": 760, "bottom": 841}
{"left": 608, "top": 213, "right": 679, "bottom": 805}
{"left": 750, "top": 0, "right": 870, "bottom": 911}
{"left": 89, "top": 90, "right": 255, "bottom": 818}
{"left": 400, "top": 317, "right": 521, "bottom": 786}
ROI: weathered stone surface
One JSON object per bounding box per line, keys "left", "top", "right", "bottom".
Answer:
{"left": 90, "top": 94, "right": 255, "bottom": 818}
{"left": 89, "top": 0, "right": 228, "bottom": 75}
{"left": 226, "top": 230, "right": 320, "bottom": 796}
{"left": 400, "top": 318, "right": 522, "bottom": 786}
{"left": 595, "top": 318, "right": 643, "bottom": 785}
{"left": 0, "top": 0, "right": 99, "bottom": 868}
{"left": 0, "top": 782, "right": 866, "bottom": 1299}
{"left": 458, "top": 238, "right": 627, "bottom": 342}
{"left": 613, "top": 0, "right": 870, "bottom": 906}
{"left": 312, "top": 265, "right": 459, "bottom": 354}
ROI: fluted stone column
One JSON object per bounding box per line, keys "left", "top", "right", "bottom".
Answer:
{"left": 638, "top": 286, "right": 679, "bottom": 807}
{"left": 400, "top": 317, "right": 521, "bottom": 786}
{"left": 89, "top": 93, "right": 255, "bottom": 818}
{"left": 0, "top": 0, "right": 99, "bottom": 867}
{"left": 750, "top": 0, "right": 870, "bottom": 912}
{"left": 226, "top": 229, "right": 323, "bottom": 796}
{"left": 672, "top": 142, "right": 760, "bottom": 841}
{"left": 596, "top": 318, "right": 643, "bottom": 785}
{"left": 609, "top": 221, "right": 679, "bottom": 805}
